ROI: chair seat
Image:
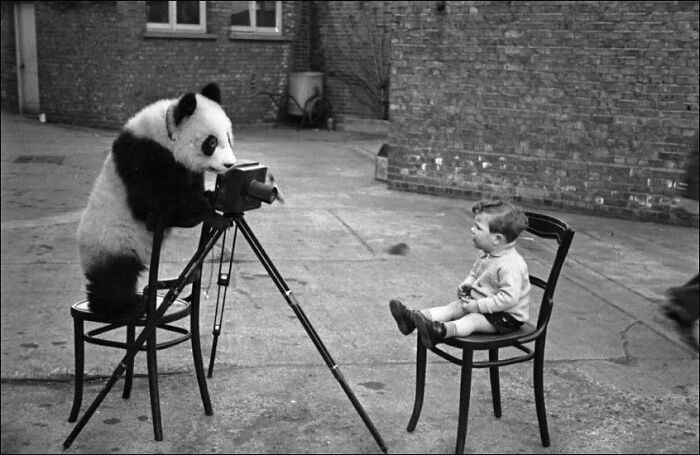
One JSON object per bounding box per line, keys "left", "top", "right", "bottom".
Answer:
{"left": 443, "top": 321, "right": 536, "bottom": 350}
{"left": 71, "top": 294, "right": 191, "bottom": 325}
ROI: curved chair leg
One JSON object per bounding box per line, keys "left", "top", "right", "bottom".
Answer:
{"left": 534, "top": 339, "right": 550, "bottom": 447}
{"left": 488, "top": 349, "right": 501, "bottom": 418}
{"left": 189, "top": 279, "right": 213, "bottom": 416}
{"left": 123, "top": 323, "right": 135, "bottom": 399}
{"left": 146, "top": 315, "right": 163, "bottom": 441}
{"left": 68, "top": 317, "right": 84, "bottom": 423}
{"left": 455, "top": 348, "right": 474, "bottom": 455}
{"left": 407, "top": 335, "right": 427, "bottom": 432}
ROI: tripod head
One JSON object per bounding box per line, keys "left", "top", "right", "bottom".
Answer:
{"left": 212, "top": 160, "right": 278, "bottom": 214}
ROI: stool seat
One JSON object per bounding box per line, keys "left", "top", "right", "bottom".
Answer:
{"left": 72, "top": 295, "right": 193, "bottom": 352}
{"left": 71, "top": 295, "right": 190, "bottom": 325}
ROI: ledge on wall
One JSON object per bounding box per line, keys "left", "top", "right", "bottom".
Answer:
{"left": 143, "top": 31, "right": 218, "bottom": 40}
{"left": 336, "top": 115, "right": 389, "bottom": 136}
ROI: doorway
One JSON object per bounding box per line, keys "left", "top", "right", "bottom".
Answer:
{"left": 14, "top": 2, "right": 39, "bottom": 115}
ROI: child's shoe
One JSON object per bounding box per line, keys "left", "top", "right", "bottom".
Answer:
{"left": 390, "top": 299, "right": 416, "bottom": 335}
{"left": 413, "top": 312, "right": 446, "bottom": 350}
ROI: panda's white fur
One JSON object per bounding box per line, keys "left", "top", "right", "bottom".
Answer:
{"left": 126, "top": 96, "right": 234, "bottom": 174}
{"left": 77, "top": 83, "right": 235, "bottom": 316}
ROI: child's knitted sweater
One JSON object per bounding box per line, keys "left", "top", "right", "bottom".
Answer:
{"left": 467, "top": 243, "right": 531, "bottom": 322}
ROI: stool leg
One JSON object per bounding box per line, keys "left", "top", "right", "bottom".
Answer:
{"left": 123, "top": 323, "right": 135, "bottom": 399}
{"left": 68, "top": 317, "right": 84, "bottom": 423}
{"left": 189, "top": 289, "right": 213, "bottom": 415}
{"left": 146, "top": 317, "right": 163, "bottom": 441}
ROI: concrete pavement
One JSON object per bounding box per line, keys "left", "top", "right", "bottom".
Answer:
{"left": 1, "top": 110, "right": 698, "bottom": 454}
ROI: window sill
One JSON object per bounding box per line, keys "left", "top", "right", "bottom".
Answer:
{"left": 228, "top": 32, "right": 291, "bottom": 42}
{"left": 143, "top": 31, "right": 218, "bottom": 40}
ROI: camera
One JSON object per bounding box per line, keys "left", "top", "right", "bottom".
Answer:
{"left": 212, "top": 160, "right": 278, "bottom": 214}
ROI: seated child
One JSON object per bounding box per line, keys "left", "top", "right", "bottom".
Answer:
{"left": 390, "top": 198, "right": 531, "bottom": 349}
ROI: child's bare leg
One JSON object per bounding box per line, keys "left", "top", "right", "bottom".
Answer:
{"left": 423, "top": 300, "right": 464, "bottom": 323}
{"left": 445, "top": 313, "right": 497, "bottom": 338}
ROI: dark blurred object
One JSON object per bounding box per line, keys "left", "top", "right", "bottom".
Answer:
{"left": 663, "top": 130, "right": 699, "bottom": 352}
{"left": 386, "top": 242, "right": 410, "bottom": 256}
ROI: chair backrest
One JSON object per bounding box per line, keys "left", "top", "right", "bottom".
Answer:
{"left": 524, "top": 212, "right": 575, "bottom": 330}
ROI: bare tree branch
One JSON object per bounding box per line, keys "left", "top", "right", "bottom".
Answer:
{"left": 321, "top": 1, "right": 391, "bottom": 120}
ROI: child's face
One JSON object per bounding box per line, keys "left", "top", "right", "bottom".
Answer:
{"left": 470, "top": 213, "right": 500, "bottom": 252}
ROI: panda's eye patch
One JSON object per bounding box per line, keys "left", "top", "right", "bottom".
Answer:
{"left": 202, "top": 135, "right": 218, "bottom": 156}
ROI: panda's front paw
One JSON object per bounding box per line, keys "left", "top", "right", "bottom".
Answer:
{"left": 206, "top": 213, "right": 233, "bottom": 231}
{"left": 204, "top": 190, "right": 216, "bottom": 205}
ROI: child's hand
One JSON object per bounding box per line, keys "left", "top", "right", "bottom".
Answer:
{"left": 460, "top": 297, "right": 474, "bottom": 313}
{"left": 457, "top": 283, "right": 471, "bottom": 299}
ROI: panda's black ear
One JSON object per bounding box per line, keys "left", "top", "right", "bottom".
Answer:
{"left": 174, "top": 93, "right": 197, "bottom": 126}
{"left": 201, "top": 83, "right": 221, "bottom": 104}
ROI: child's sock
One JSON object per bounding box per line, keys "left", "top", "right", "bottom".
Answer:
{"left": 419, "top": 309, "right": 455, "bottom": 338}
{"left": 444, "top": 321, "right": 457, "bottom": 338}
{"left": 420, "top": 309, "right": 455, "bottom": 337}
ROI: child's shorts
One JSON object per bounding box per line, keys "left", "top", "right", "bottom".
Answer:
{"left": 483, "top": 312, "right": 523, "bottom": 334}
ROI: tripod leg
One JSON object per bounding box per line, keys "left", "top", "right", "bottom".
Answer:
{"left": 207, "top": 335, "right": 219, "bottom": 378}
{"left": 233, "top": 215, "right": 388, "bottom": 454}
{"left": 208, "top": 226, "right": 238, "bottom": 377}
{"left": 63, "top": 226, "right": 226, "bottom": 449}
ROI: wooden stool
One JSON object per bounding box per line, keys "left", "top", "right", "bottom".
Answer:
{"left": 68, "top": 214, "right": 212, "bottom": 441}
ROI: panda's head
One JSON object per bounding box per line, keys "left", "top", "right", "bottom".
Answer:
{"left": 166, "top": 83, "right": 236, "bottom": 174}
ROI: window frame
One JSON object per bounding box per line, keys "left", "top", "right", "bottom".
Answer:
{"left": 229, "top": 1, "right": 282, "bottom": 36}
{"left": 146, "top": 1, "right": 207, "bottom": 34}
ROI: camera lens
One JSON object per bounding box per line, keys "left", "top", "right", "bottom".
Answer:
{"left": 247, "top": 180, "right": 277, "bottom": 204}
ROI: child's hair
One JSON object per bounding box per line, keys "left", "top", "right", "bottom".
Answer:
{"left": 472, "top": 198, "right": 528, "bottom": 243}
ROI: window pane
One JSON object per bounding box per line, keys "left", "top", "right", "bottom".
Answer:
{"left": 147, "top": 1, "right": 169, "bottom": 23}
{"left": 176, "top": 1, "right": 200, "bottom": 25}
{"left": 230, "top": 1, "right": 251, "bottom": 26}
{"left": 256, "top": 1, "right": 276, "bottom": 27}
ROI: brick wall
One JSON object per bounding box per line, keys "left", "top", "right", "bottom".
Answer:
{"left": 292, "top": 1, "right": 311, "bottom": 72}
{"left": 25, "top": 1, "right": 302, "bottom": 128}
{"left": 0, "top": 2, "right": 19, "bottom": 112}
{"left": 389, "top": 1, "right": 699, "bottom": 224}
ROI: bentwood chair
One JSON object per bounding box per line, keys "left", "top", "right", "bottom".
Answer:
{"left": 407, "top": 211, "right": 574, "bottom": 454}
{"left": 68, "top": 212, "right": 213, "bottom": 441}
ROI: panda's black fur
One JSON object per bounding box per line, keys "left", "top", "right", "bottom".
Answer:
{"left": 111, "top": 131, "right": 210, "bottom": 227}
{"left": 77, "top": 83, "right": 236, "bottom": 317}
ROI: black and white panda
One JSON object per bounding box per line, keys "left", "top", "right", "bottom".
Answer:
{"left": 77, "top": 82, "right": 235, "bottom": 317}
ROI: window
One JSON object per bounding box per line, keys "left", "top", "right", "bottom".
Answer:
{"left": 230, "top": 1, "right": 282, "bottom": 35}
{"left": 146, "top": 1, "right": 206, "bottom": 33}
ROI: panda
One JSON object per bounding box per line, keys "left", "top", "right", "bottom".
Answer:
{"left": 77, "top": 82, "right": 235, "bottom": 317}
